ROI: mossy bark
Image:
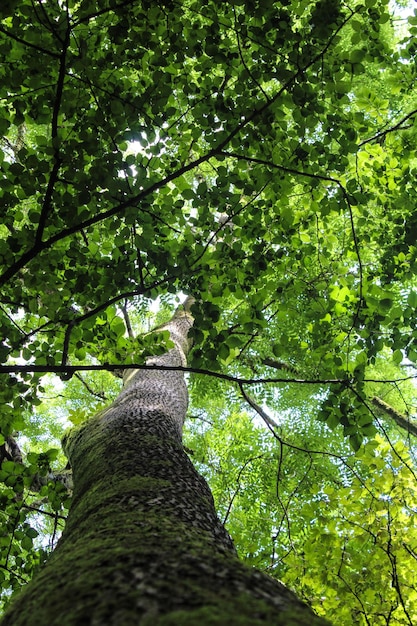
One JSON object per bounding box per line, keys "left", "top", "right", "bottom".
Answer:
{"left": 0, "top": 303, "right": 331, "bottom": 625}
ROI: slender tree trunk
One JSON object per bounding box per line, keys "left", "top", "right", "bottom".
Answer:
{"left": 0, "top": 301, "right": 330, "bottom": 626}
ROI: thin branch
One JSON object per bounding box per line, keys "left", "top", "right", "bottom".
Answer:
{"left": 219, "top": 150, "right": 343, "bottom": 187}
{"left": 60, "top": 287, "right": 148, "bottom": 366}
{"left": 272, "top": 436, "right": 298, "bottom": 554}
{"left": 35, "top": 18, "right": 71, "bottom": 246}
{"left": 386, "top": 509, "right": 413, "bottom": 626}
{"left": 189, "top": 185, "right": 268, "bottom": 271}
{"left": 11, "top": 320, "right": 56, "bottom": 350}
{"left": 344, "top": 193, "right": 364, "bottom": 311}
{"left": 0, "top": 25, "right": 60, "bottom": 58}
{"left": 33, "top": 0, "right": 64, "bottom": 44}
{"left": 50, "top": 510, "right": 61, "bottom": 550}
{"left": 0, "top": 356, "right": 417, "bottom": 390}
{"left": 0, "top": 564, "right": 28, "bottom": 585}
{"left": 61, "top": 320, "right": 75, "bottom": 368}
{"left": 74, "top": 372, "right": 107, "bottom": 401}
{"left": 237, "top": 383, "right": 381, "bottom": 501}
{"left": 275, "top": 456, "right": 313, "bottom": 549}
{"left": 36, "top": 159, "right": 62, "bottom": 246}
{"left": 4, "top": 506, "right": 22, "bottom": 569}
{"left": 238, "top": 384, "right": 283, "bottom": 431}
{"left": 337, "top": 566, "right": 372, "bottom": 626}
{"left": 365, "top": 376, "right": 417, "bottom": 384}
{"left": 0, "top": 84, "right": 58, "bottom": 106}
{"left": 132, "top": 225, "right": 145, "bottom": 291}
{"left": 359, "top": 109, "right": 417, "bottom": 147}
{"left": 403, "top": 542, "right": 417, "bottom": 561}
{"left": 0, "top": 306, "right": 26, "bottom": 338}
{"left": 1, "top": 363, "right": 416, "bottom": 389}
{"left": 222, "top": 454, "right": 265, "bottom": 525}
{"left": 0, "top": 362, "right": 348, "bottom": 385}
{"left": 232, "top": 7, "right": 269, "bottom": 101}
{"left": 220, "top": 149, "right": 365, "bottom": 329}
{"left": 72, "top": 0, "right": 138, "bottom": 26}
{"left": 22, "top": 504, "right": 67, "bottom": 521}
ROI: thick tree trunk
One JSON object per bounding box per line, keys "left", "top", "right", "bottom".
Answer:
{"left": 1, "top": 301, "right": 330, "bottom": 626}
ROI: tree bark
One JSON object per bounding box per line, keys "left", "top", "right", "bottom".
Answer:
{"left": 372, "top": 396, "right": 417, "bottom": 438}
{"left": 0, "top": 300, "right": 330, "bottom": 626}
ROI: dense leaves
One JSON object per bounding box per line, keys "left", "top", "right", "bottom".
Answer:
{"left": 1, "top": 0, "right": 417, "bottom": 623}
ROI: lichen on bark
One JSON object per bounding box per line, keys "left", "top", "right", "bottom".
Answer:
{"left": 0, "top": 298, "right": 331, "bottom": 626}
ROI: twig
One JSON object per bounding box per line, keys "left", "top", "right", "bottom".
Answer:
{"left": 74, "top": 372, "right": 107, "bottom": 401}
{"left": 222, "top": 455, "right": 265, "bottom": 525}
{"left": 359, "top": 109, "right": 417, "bottom": 147}
{"left": 22, "top": 504, "right": 67, "bottom": 521}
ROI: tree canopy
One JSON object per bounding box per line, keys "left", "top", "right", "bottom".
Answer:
{"left": 1, "top": 0, "right": 417, "bottom": 623}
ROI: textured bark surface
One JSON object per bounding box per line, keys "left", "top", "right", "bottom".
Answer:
{"left": 0, "top": 302, "right": 331, "bottom": 626}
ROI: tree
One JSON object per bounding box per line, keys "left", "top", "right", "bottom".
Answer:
{"left": 0, "top": 298, "right": 332, "bottom": 625}
{"left": 1, "top": 0, "right": 417, "bottom": 623}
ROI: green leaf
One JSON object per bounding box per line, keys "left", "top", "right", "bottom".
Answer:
{"left": 349, "top": 433, "right": 363, "bottom": 452}
{"left": 392, "top": 349, "right": 403, "bottom": 365}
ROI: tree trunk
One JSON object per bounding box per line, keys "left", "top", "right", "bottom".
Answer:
{"left": 0, "top": 301, "right": 330, "bottom": 626}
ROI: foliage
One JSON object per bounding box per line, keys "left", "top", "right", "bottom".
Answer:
{"left": 186, "top": 394, "right": 417, "bottom": 626}
{"left": 1, "top": 0, "right": 417, "bottom": 623}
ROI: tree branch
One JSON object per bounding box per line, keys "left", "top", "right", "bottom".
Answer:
{"left": 35, "top": 18, "right": 71, "bottom": 246}
{"left": 22, "top": 504, "right": 67, "bottom": 521}
{"left": 359, "top": 109, "right": 417, "bottom": 147}
{"left": 0, "top": 362, "right": 349, "bottom": 386}
{"left": 222, "top": 455, "right": 265, "bottom": 526}
{"left": 72, "top": 0, "right": 138, "bottom": 26}
{"left": 120, "top": 302, "right": 134, "bottom": 340}
{"left": 0, "top": 25, "right": 60, "bottom": 58}
{"left": 372, "top": 396, "right": 417, "bottom": 439}
{"left": 74, "top": 373, "right": 107, "bottom": 401}
{"left": 218, "top": 150, "right": 343, "bottom": 187}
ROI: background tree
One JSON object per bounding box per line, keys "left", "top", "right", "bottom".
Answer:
{"left": 0, "top": 0, "right": 417, "bottom": 624}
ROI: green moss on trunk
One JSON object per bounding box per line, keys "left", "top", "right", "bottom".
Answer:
{"left": 1, "top": 408, "right": 330, "bottom": 626}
